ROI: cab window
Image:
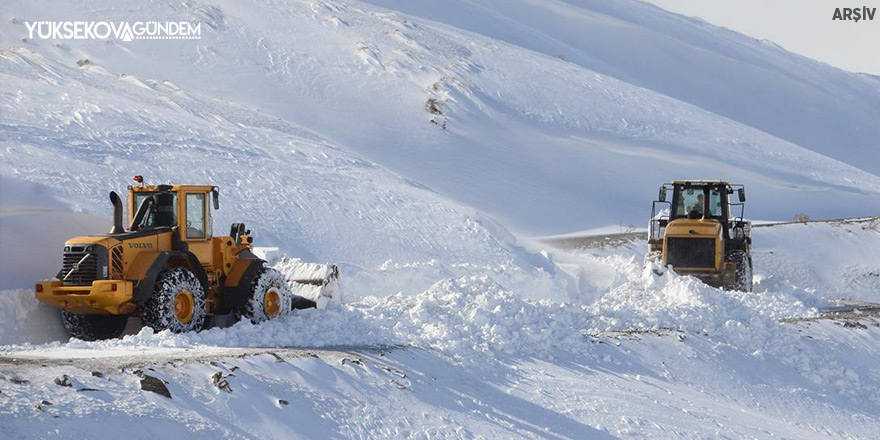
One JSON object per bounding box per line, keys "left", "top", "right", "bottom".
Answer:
{"left": 186, "top": 193, "right": 206, "bottom": 239}
{"left": 708, "top": 188, "right": 723, "bottom": 217}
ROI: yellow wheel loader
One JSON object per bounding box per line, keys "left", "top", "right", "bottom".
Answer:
{"left": 36, "top": 176, "right": 339, "bottom": 340}
{"left": 647, "top": 180, "right": 753, "bottom": 291}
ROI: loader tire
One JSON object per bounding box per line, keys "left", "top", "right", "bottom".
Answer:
{"left": 61, "top": 310, "right": 128, "bottom": 341}
{"left": 241, "top": 268, "right": 293, "bottom": 323}
{"left": 725, "top": 250, "right": 753, "bottom": 292}
{"left": 141, "top": 267, "right": 207, "bottom": 333}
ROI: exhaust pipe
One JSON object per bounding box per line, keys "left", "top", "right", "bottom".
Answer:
{"left": 109, "top": 191, "right": 125, "bottom": 234}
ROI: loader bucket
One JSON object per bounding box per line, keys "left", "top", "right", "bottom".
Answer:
{"left": 278, "top": 259, "right": 342, "bottom": 309}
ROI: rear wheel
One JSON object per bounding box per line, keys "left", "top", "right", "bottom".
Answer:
{"left": 61, "top": 310, "right": 128, "bottom": 341}
{"left": 141, "top": 267, "right": 207, "bottom": 333}
{"left": 725, "top": 250, "right": 753, "bottom": 292}
{"left": 241, "top": 268, "right": 293, "bottom": 323}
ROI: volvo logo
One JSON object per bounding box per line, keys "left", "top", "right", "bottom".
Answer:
{"left": 128, "top": 243, "right": 153, "bottom": 249}
{"left": 63, "top": 254, "right": 91, "bottom": 281}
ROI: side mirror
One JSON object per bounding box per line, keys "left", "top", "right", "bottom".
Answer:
{"left": 738, "top": 188, "right": 746, "bottom": 202}
{"left": 212, "top": 188, "right": 220, "bottom": 210}
{"left": 658, "top": 186, "right": 667, "bottom": 202}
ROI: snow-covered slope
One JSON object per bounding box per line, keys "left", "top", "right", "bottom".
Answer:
{"left": 362, "top": 0, "right": 880, "bottom": 175}
{"left": 2, "top": 0, "right": 878, "bottom": 237}
{"left": 2, "top": 1, "right": 879, "bottom": 437}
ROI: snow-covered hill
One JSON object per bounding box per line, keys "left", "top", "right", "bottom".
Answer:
{"left": 1, "top": 0, "right": 879, "bottom": 438}
{"left": 2, "top": 0, "right": 878, "bottom": 237}
{"left": 362, "top": 0, "right": 880, "bottom": 174}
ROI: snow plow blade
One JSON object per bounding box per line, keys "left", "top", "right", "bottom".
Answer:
{"left": 277, "top": 259, "right": 342, "bottom": 309}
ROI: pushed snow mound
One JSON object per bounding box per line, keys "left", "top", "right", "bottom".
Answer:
{"left": 14, "top": 276, "right": 595, "bottom": 361}
{"left": 6, "top": 266, "right": 876, "bottom": 405}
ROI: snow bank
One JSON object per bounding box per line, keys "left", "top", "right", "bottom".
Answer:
{"left": 8, "top": 249, "right": 872, "bottom": 403}
{"left": 753, "top": 219, "right": 880, "bottom": 302}
{"left": 0, "top": 177, "right": 110, "bottom": 290}
{"left": 0, "top": 289, "right": 66, "bottom": 345}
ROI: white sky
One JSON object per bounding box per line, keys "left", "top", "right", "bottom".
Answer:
{"left": 641, "top": 0, "right": 880, "bottom": 75}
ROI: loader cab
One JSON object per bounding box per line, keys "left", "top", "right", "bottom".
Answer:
{"left": 648, "top": 180, "right": 752, "bottom": 291}
{"left": 649, "top": 180, "right": 748, "bottom": 247}
{"left": 128, "top": 181, "right": 220, "bottom": 263}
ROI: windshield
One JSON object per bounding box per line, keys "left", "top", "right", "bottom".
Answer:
{"left": 672, "top": 185, "right": 727, "bottom": 219}
{"left": 133, "top": 192, "right": 177, "bottom": 229}
{"left": 674, "top": 187, "right": 704, "bottom": 218}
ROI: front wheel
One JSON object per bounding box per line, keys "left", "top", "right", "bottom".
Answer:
{"left": 241, "top": 268, "right": 293, "bottom": 323}
{"left": 725, "top": 250, "right": 753, "bottom": 292}
{"left": 61, "top": 310, "right": 128, "bottom": 341}
{"left": 141, "top": 267, "right": 207, "bottom": 333}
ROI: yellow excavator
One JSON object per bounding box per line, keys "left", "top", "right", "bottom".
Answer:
{"left": 36, "top": 175, "right": 339, "bottom": 340}
{"left": 648, "top": 180, "right": 752, "bottom": 291}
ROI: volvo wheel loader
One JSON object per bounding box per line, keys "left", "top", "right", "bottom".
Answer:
{"left": 647, "top": 180, "right": 753, "bottom": 291}
{"left": 36, "top": 176, "right": 339, "bottom": 341}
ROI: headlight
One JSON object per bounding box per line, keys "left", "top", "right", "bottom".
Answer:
{"left": 64, "top": 246, "right": 70, "bottom": 252}
{"left": 86, "top": 246, "right": 94, "bottom": 252}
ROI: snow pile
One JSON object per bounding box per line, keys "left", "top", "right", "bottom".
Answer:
{"left": 33, "top": 275, "right": 595, "bottom": 363}
{"left": 3, "top": 220, "right": 876, "bottom": 364}
{"left": 588, "top": 258, "right": 822, "bottom": 333}
{"left": 6, "top": 252, "right": 870, "bottom": 404}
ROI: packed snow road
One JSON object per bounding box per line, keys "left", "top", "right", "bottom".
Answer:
{"left": 0, "top": 346, "right": 394, "bottom": 372}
